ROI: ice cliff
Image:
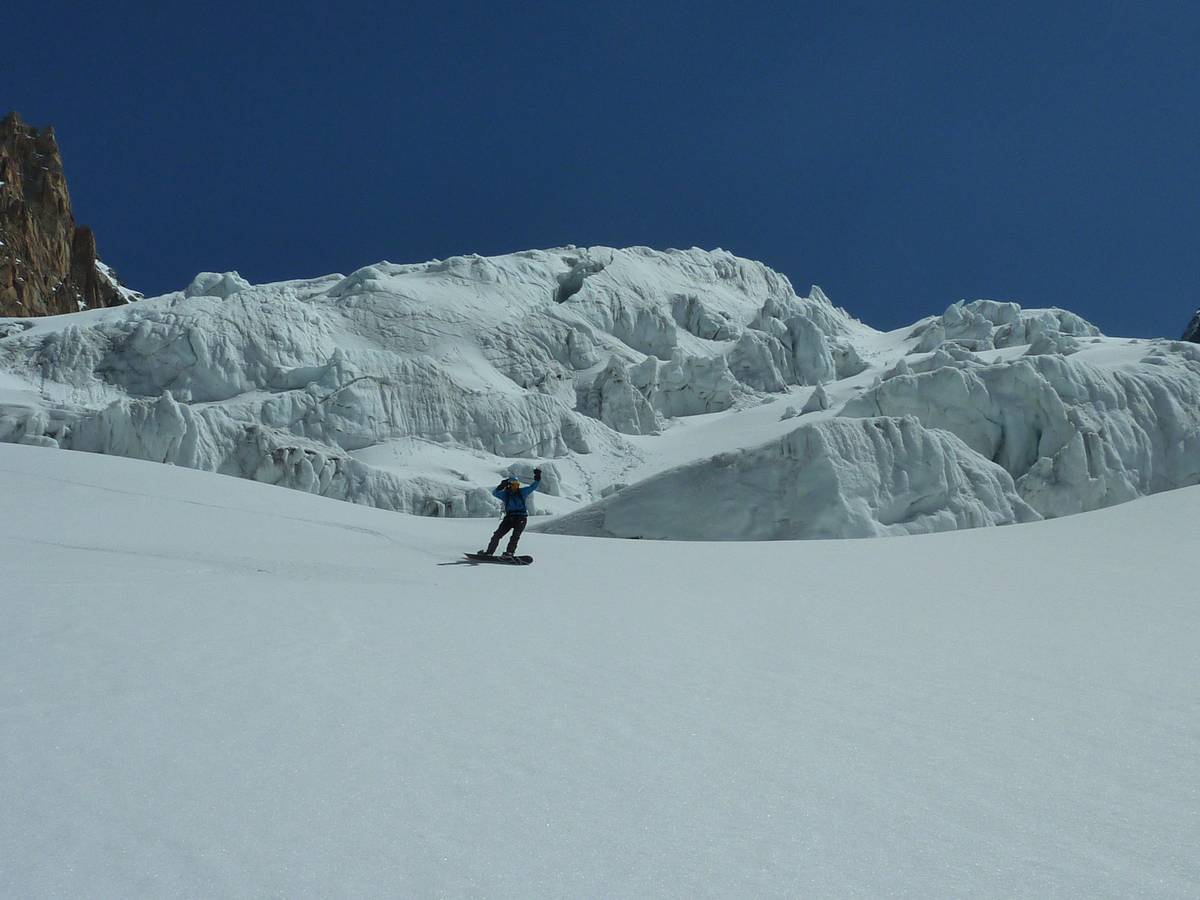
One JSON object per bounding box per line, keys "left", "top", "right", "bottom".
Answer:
{"left": 3, "top": 247, "right": 1199, "bottom": 539}
{"left": 0, "top": 247, "right": 862, "bottom": 518}
{"left": 842, "top": 342, "right": 1200, "bottom": 518}
{"left": 539, "top": 416, "right": 1039, "bottom": 540}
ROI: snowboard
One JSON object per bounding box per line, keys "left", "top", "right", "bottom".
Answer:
{"left": 465, "top": 552, "right": 533, "bottom": 565}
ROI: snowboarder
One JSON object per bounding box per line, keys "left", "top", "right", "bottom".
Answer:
{"left": 479, "top": 469, "right": 541, "bottom": 558}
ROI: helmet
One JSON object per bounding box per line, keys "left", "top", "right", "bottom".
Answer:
{"left": 507, "top": 478, "right": 520, "bottom": 490}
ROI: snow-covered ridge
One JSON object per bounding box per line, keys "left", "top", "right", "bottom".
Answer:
{"left": 2, "top": 246, "right": 1199, "bottom": 538}
{"left": 95, "top": 260, "right": 144, "bottom": 306}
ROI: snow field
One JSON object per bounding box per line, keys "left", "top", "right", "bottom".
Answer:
{"left": 2, "top": 444, "right": 1198, "bottom": 897}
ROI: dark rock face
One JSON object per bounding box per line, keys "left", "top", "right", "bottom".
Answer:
{"left": 0, "top": 111, "right": 126, "bottom": 317}
{"left": 1183, "top": 310, "right": 1200, "bottom": 344}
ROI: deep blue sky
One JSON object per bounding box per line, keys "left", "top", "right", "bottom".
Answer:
{"left": 5, "top": 1, "right": 1197, "bottom": 336}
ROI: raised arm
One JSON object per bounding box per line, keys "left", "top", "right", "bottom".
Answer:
{"left": 519, "top": 468, "right": 543, "bottom": 498}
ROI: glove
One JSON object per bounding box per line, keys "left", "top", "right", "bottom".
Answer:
{"left": 533, "top": 468, "right": 543, "bottom": 480}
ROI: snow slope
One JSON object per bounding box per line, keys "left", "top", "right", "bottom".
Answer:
{"left": 2, "top": 444, "right": 1198, "bottom": 897}
{"left": 3, "top": 247, "right": 1200, "bottom": 538}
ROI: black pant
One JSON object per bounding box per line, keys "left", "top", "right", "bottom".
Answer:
{"left": 487, "top": 513, "right": 527, "bottom": 555}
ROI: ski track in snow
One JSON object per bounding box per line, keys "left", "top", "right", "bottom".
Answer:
{"left": 2, "top": 444, "right": 1198, "bottom": 898}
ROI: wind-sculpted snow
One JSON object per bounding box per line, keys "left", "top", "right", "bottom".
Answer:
{"left": 843, "top": 345, "right": 1200, "bottom": 517}
{"left": 539, "top": 417, "right": 1039, "bottom": 540}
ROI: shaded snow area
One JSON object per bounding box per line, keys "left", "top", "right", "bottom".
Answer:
{"left": 2, "top": 444, "right": 1198, "bottom": 897}
{"left": 3, "top": 245, "right": 1197, "bottom": 538}
{"left": 541, "top": 416, "right": 1038, "bottom": 540}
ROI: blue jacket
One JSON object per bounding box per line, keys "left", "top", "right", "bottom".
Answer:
{"left": 493, "top": 479, "right": 540, "bottom": 516}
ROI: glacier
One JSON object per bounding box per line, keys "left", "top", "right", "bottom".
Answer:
{"left": 2, "top": 246, "right": 1199, "bottom": 539}
{"left": 539, "top": 416, "right": 1039, "bottom": 541}
{"left": 843, "top": 343, "right": 1200, "bottom": 518}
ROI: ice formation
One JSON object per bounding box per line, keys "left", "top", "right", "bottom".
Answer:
{"left": 909, "top": 300, "right": 1098, "bottom": 353}
{"left": 801, "top": 382, "right": 830, "bottom": 414}
{"left": 539, "top": 417, "right": 1038, "bottom": 540}
{"left": 3, "top": 244, "right": 1199, "bottom": 538}
{"left": 843, "top": 345, "right": 1200, "bottom": 518}
{"left": 0, "top": 247, "right": 862, "bottom": 518}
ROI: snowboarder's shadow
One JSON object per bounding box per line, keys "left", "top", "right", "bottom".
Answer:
{"left": 437, "top": 559, "right": 483, "bottom": 566}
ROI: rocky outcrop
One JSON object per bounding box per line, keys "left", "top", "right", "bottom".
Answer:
{"left": 1183, "top": 310, "right": 1200, "bottom": 343}
{"left": 0, "top": 111, "right": 130, "bottom": 317}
